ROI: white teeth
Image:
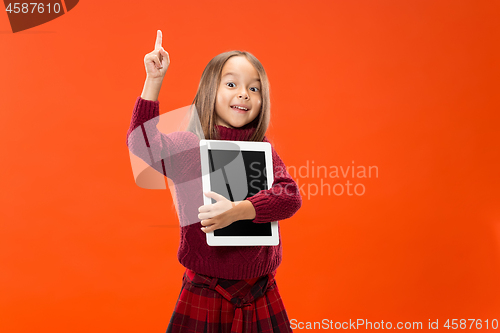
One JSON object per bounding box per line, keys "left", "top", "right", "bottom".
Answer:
{"left": 232, "top": 106, "right": 248, "bottom": 111}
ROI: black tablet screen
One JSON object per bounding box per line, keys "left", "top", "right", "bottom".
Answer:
{"left": 208, "top": 149, "right": 272, "bottom": 237}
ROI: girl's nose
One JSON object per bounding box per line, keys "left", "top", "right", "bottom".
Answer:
{"left": 238, "top": 92, "right": 249, "bottom": 99}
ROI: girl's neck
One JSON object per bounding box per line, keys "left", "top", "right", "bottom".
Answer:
{"left": 215, "top": 124, "right": 256, "bottom": 141}
{"left": 215, "top": 124, "right": 254, "bottom": 130}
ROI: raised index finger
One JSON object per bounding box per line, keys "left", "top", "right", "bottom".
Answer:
{"left": 155, "top": 30, "right": 162, "bottom": 50}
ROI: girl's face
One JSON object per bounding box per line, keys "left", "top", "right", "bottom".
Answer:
{"left": 215, "top": 56, "right": 262, "bottom": 129}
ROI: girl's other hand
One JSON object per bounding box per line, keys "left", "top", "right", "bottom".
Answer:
{"left": 198, "top": 191, "right": 234, "bottom": 221}
{"left": 144, "top": 30, "right": 170, "bottom": 80}
{"left": 198, "top": 191, "right": 237, "bottom": 232}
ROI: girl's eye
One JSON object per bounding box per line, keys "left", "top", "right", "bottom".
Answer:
{"left": 226, "top": 82, "right": 260, "bottom": 92}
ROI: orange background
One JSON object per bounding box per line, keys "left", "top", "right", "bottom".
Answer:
{"left": 1, "top": 0, "right": 499, "bottom": 332}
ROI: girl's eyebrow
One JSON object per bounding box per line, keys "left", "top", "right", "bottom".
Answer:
{"left": 222, "top": 72, "right": 261, "bottom": 82}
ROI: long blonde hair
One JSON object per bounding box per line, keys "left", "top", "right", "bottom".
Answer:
{"left": 186, "top": 51, "right": 271, "bottom": 142}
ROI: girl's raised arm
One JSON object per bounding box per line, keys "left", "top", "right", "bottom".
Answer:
{"left": 127, "top": 31, "right": 200, "bottom": 188}
{"left": 126, "top": 30, "right": 175, "bottom": 183}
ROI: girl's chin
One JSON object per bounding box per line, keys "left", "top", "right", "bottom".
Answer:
{"left": 217, "top": 117, "right": 254, "bottom": 129}
{"left": 226, "top": 120, "right": 248, "bottom": 128}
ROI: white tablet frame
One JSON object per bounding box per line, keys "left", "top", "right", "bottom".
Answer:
{"left": 200, "top": 139, "right": 279, "bottom": 246}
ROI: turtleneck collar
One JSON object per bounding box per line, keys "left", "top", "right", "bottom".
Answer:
{"left": 215, "top": 124, "right": 256, "bottom": 141}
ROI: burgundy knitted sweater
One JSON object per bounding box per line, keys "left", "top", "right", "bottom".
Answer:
{"left": 126, "top": 97, "right": 302, "bottom": 279}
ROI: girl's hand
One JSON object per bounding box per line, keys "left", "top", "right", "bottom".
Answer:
{"left": 200, "top": 210, "right": 236, "bottom": 233}
{"left": 198, "top": 191, "right": 237, "bottom": 232}
{"left": 144, "top": 30, "right": 170, "bottom": 80}
{"left": 198, "top": 191, "right": 234, "bottom": 220}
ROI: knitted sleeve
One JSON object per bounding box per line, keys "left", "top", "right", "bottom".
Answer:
{"left": 245, "top": 138, "right": 302, "bottom": 223}
{"left": 126, "top": 97, "right": 198, "bottom": 182}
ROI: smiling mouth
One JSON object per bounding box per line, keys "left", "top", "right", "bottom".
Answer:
{"left": 231, "top": 106, "right": 249, "bottom": 112}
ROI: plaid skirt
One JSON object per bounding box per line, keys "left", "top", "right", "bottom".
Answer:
{"left": 165, "top": 269, "right": 293, "bottom": 333}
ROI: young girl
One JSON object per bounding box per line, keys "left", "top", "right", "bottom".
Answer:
{"left": 126, "top": 30, "right": 302, "bottom": 333}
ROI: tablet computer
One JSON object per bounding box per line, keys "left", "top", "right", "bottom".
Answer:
{"left": 200, "top": 139, "right": 279, "bottom": 246}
